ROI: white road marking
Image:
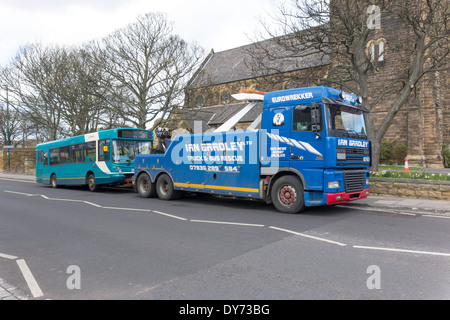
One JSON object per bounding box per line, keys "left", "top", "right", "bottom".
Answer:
{"left": 5, "top": 190, "right": 189, "bottom": 221}
{"left": 423, "top": 214, "right": 450, "bottom": 219}
{"left": 4, "top": 190, "right": 37, "bottom": 196}
{"left": 397, "top": 212, "right": 417, "bottom": 216}
{"left": 153, "top": 210, "right": 187, "bottom": 221}
{"left": 41, "top": 195, "right": 82, "bottom": 203}
{"left": 0, "top": 252, "right": 18, "bottom": 260}
{"left": 83, "top": 201, "right": 103, "bottom": 208}
{"left": 16, "top": 259, "right": 44, "bottom": 298}
{"left": 269, "top": 226, "right": 347, "bottom": 246}
{"left": 353, "top": 245, "right": 450, "bottom": 257}
{"left": 190, "top": 219, "right": 264, "bottom": 227}
{"left": 102, "top": 206, "right": 151, "bottom": 212}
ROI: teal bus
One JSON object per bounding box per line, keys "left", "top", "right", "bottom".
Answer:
{"left": 36, "top": 128, "right": 154, "bottom": 191}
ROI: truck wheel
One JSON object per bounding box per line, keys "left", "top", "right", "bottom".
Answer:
{"left": 156, "top": 173, "right": 179, "bottom": 200}
{"left": 137, "top": 172, "right": 156, "bottom": 198}
{"left": 271, "top": 176, "right": 305, "bottom": 214}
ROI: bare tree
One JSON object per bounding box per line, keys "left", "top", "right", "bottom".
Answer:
{"left": 92, "top": 12, "right": 204, "bottom": 129}
{"left": 3, "top": 43, "right": 65, "bottom": 141}
{"left": 249, "top": 0, "right": 449, "bottom": 170}
{"left": 0, "top": 103, "right": 21, "bottom": 147}
{"left": 52, "top": 47, "right": 105, "bottom": 136}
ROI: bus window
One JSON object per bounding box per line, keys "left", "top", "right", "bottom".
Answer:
{"left": 112, "top": 140, "right": 153, "bottom": 164}
{"left": 70, "top": 144, "right": 84, "bottom": 163}
{"left": 50, "top": 148, "right": 60, "bottom": 166}
{"left": 44, "top": 152, "right": 49, "bottom": 167}
{"left": 38, "top": 150, "right": 44, "bottom": 164}
{"left": 85, "top": 142, "right": 96, "bottom": 162}
{"left": 99, "top": 139, "right": 110, "bottom": 162}
{"left": 60, "top": 146, "right": 70, "bottom": 164}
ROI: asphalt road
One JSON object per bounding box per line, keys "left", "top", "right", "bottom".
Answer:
{"left": 0, "top": 178, "right": 449, "bottom": 301}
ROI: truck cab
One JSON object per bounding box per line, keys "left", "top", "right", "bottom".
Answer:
{"left": 262, "top": 86, "right": 371, "bottom": 211}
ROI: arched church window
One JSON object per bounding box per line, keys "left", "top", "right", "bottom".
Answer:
{"left": 285, "top": 81, "right": 298, "bottom": 90}
{"left": 222, "top": 92, "right": 231, "bottom": 104}
{"left": 367, "top": 38, "right": 386, "bottom": 69}
{"left": 195, "top": 95, "right": 204, "bottom": 107}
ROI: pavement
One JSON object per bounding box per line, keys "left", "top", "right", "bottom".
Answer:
{"left": 0, "top": 278, "right": 29, "bottom": 300}
{"left": 0, "top": 171, "right": 449, "bottom": 300}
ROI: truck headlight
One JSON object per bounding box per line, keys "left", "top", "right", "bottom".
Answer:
{"left": 336, "top": 148, "right": 346, "bottom": 160}
{"left": 328, "top": 181, "right": 340, "bottom": 189}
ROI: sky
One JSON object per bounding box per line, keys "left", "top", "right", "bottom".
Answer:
{"left": 0, "top": 0, "right": 278, "bottom": 66}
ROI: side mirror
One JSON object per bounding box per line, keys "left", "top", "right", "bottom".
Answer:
{"left": 311, "top": 103, "right": 321, "bottom": 133}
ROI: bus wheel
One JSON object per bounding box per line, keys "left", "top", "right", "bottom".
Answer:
{"left": 271, "top": 176, "right": 305, "bottom": 214}
{"left": 156, "top": 173, "right": 179, "bottom": 200}
{"left": 50, "top": 174, "right": 58, "bottom": 188}
{"left": 87, "top": 173, "right": 99, "bottom": 192}
{"left": 137, "top": 172, "right": 156, "bottom": 198}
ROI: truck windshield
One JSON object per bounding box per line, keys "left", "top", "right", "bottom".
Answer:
{"left": 326, "top": 104, "right": 367, "bottom": 139}
{"left": 112, "top": 140, "right": 152, "bottom": 165}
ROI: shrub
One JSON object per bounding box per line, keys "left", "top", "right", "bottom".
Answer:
{"left": 380, "top": 141, "right": 393, "bottom": 164}
{"left": 443, "top": 143, "right": 450, "bottom": 168}
{"left": 380, "top": 140, "right": 407, "bottom": 165}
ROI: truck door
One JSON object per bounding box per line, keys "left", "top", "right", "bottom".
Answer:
{"left": 264, "top": 106, "right": 291, "bottom": 168}
{"left": 289, "top": 103, "right": 325, "bottom": 190}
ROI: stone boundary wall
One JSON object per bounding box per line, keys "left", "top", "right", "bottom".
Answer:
{"left": 370, "top": 177, "right": 450, "bottom": 200}
{"left": 0, "top": 148, "right": 36, "bottom": 175}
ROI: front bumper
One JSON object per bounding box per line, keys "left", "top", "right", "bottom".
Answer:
{"left": 326, "top": 188, "right": 370, "bottom": 205}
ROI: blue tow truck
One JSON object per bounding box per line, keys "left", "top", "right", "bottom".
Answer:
{"left": 133, "top": 86, "right": 371, "bottom": 213}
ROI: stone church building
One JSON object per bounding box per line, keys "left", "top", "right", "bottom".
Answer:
{"left": 176, "top": 3, "right": 448, "bottom": 169}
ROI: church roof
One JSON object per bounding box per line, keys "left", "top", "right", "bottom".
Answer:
{"left": 188, "top": 35, "right": 329, "bottom": 89}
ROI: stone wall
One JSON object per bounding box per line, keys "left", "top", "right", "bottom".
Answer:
{"left": 0, "top": 148, "right": 36, "bottom": 175}
{"left": 370, "top": 177, "right": 450, "bottom": 200}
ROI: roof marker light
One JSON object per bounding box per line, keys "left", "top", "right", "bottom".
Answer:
{"left": 243, "top": 89, "right": 266, "bottom": 94}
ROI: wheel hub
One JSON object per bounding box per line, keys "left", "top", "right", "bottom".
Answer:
{"left": 279, "top": 186, "right": 297, "bottom": 205}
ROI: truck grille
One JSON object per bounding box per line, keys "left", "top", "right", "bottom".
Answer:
{"left": 345, "top": 147, "right": 367, "bottom": 155}
{"left": 343, "top": 170, "right": 365, "bottom": 193}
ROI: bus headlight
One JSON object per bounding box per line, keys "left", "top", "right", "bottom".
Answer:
{"left": 328, "top": 181, "right": 340, "bottom": 189}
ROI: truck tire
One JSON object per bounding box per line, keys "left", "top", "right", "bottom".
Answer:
{"left": 271, "top": 175, "right": 305, "bottom": 214}
{"left": 137, "top": 172, "right": 156, "bottom": 198}
{"left": 156, "top": 173, "right": 179, "bottom": 200}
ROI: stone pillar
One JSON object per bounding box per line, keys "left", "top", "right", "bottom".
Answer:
{"left": 422, "top": 72, "right": 444, "bottom": 168}
{"left": 407, "top": 72, "right": 444, "bottom": 169}
{"left": 407, "top": 104, "right": 425, "bottom": 167}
